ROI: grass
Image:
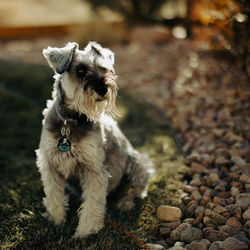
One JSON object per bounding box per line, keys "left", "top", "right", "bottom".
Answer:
{"left": 0, "top": 60, "right": 186, "bottom": 249}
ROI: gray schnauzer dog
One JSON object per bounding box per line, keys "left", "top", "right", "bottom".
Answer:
{"left": 36, "top": 42, "right": 152, "bottom": 238}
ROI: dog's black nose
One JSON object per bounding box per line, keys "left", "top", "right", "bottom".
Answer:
{"left": 95, "top": 85, "right": 108, "bottom": 97}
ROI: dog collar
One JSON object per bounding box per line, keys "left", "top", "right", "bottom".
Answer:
{"left": 55, "top": 101, "right": 79, "bottom": 126}
{"left": 55, "top": 102, "right": 76, "bottom": 152}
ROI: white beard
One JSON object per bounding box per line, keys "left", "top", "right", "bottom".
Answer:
{"left": 67, "top": 85, "right": 117, "bottom": 123}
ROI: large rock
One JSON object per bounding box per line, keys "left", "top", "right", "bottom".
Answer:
{"left": 186, "top": 239, "right": 210, "bottom": 250}
{"left": 180, "top": 227, "right": 203, "bottom": 242}
{"left": 226, "top": 217, "right": 242, "bottom": 230}
{"left": 170, "top": 223, "right": 192, "bottom": 241}
{"left": 205, "top": 209, "right": 227, "bottom": 225}
{"left": 236, "top": 193, "right": 250, "bottom": 210}
{"left": 204, "top": 229, "right": 228, "bottom": 242}
{"left": 243, "top": 208, "right": 250, "bottom": 220}
{"left": 145, "top": 243, "right": 166, "bottom": 250}
{"left": 157, "top": 205, "right": 182, "bottom": 221}
{"left": 219, "top": 236, "right": 248, "bottom": 250}
{"left": 159, "top": 221, "right": 181, "bottom": 237}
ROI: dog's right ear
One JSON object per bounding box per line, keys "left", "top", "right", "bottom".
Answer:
{"left": 43, "top": 42, "right": 78, "bottom": 74}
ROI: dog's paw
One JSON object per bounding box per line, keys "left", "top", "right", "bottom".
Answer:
{"left": 42, "top": 211, "right": 65, "bottom": 225}
{"left": 117, "top": 199, "right": 135, "bottom": 211}
{"left": 72, "top": 231, "right": 88, "bottom": 239}
{"left": 72, "top": 225, "right": 103, "bottom": 239}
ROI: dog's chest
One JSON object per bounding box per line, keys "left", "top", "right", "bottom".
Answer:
{"left": 44, "top": 110, "right": 104, "bottom": 176}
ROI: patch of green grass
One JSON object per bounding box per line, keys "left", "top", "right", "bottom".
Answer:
{"left": 0, "top": 60, "right": 186, "bottom": 249}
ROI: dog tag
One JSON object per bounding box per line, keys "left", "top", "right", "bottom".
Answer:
{"left": 57, "top": 136, "right": 71, "bottom": 152}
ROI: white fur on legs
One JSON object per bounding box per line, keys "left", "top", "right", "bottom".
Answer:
{"left": 36, "top": 150, "right": 68, "bottom": 225}
{"left": 73, "top": 168, "right": 109, "bottom": 238}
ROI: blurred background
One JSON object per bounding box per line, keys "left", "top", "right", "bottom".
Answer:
{"left": 0, "top": 0, "right": 249, "bottom": 249}
{"left": 0, "top": 0, "right": 249, "bottom": 71}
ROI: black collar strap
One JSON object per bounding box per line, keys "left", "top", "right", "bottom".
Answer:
{"left": 55, "top": 101, "right": 79, "bottom": 126}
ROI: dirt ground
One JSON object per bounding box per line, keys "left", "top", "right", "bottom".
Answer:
{"left": 0, "top": 32, "right": 249, "bottom": 249}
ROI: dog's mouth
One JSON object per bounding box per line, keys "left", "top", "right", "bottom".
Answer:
{"left": 96, "top": 96, "right": 107, "bottom": 102}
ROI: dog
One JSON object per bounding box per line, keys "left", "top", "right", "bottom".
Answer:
{"left": 35, "top": 42, "right": 152, "bottom": 238}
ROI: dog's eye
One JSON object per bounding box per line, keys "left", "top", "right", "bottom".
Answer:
{"left": 77, "top": 68, "right": 86, "bottom": 74}
{"left": 76, "top": 67, "right": 87, "bottom": 78}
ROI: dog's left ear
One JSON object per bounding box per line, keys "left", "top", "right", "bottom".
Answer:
{"left": 87, "top": 42, "right": 115, "bottom": 72}
{"left": 43, "top": 42, "right": 78, "bottom": 74}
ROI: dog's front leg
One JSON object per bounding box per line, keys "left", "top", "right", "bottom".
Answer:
{"left": 37, "top": 154, "right": 67, "bottom": 225}
{"left": 73, "top": 168, "right": 109, "bottom": 238}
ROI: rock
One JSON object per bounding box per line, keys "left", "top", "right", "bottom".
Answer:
{"left": 159, "top": 221, "right": 181, "bottom": 236}
{"left": 200, "top": 185, "right": 209, "bottom": 194}
{"left": 208, "top": 173, "right": 220, "bottom": 185}
{"left": 161, "top": 221, "right": 181, "bottom": 229}
{"left": 239, "top": 173, "right": 250, "bottom": 183}
{"left": 191, "top": 190, "right": 202, "bottom": 201}
{"left": 157, "top": 205, "right": 182, "bottom": 221}
{"left": 219, "top": 236, "right": 248, "bottom": 250}
{"left": 184, "top": 185, "right": 198, "bottom": 193}
{"left": 215, "top": 157, "right": 228, "bottom": 167}
{"left": 203, "top": 188, "right": 214, "bottom": 198}
{"left": 219, "top": 225, "right": 240, "bottom": 236}
{"left": 168, "top": 241, "right": 186, "bottom": 250}
{"left": 185, "top": 153, "right": 199, "bottom": 165}
{"left": 243, "top": 208, "right": 250, "bottom": 220}
{"left": 226, "top": 197, "right": 235, "bottom": 205}
{"left": 205, "top": 209, "right": 227, "bottom": 225}
{"left": 204, "top": 229, "right": 228, "bottom": 242}
{"left": 193, "top": 212, "right": 204, "bottom": 225}
{"left": 190, "top": 162, "right": 207, "bottom": 174}
{"left": 203, "top": 216, "right": 217, "bottom": 228}
{"left": 186, "top": 239, "right": 210, "bottom": 250}
{"left": 213, "top": 196, "right": 226, "bottom": 206}
{"left": 217, "top": 192, "right": 230, "bottom": 199}
{"left": 233, "top": 234, "right": 250, "bottom": 248}
{"left": 226, "top": 217, "right": 242, "bottom": 229}
{"left": 183, "top": 218, "right": 195, "bottom": 224}
{"left": 195, "top": 206, "right": 205, "bottom": 216}
{"left": 206, "top": 202, "right": 216, "bottom": 210}
{"left": 185, "top": 203, "right": 198, "bottom": 218}
{"left": 170, "top": 223, "right": 192, "bottom": 241}
{"left": 180, "top": 227, "right": 203, "bottom": 242}
{"left": 209, "top": 241, "right": 222, "bottom": 250}
{"left": 244, "top": 220, "right": 250, "bottom": 228}
{"left": 190, "top": 174, "right": 202, "bottom": 186}
{"left": 231, "top": 156, "right": 246, "bottom": 167}
{"left": 230, "top": 187, "right": 240, "bottom": 197}
{"left": 213, "top": 206, "right": 228, "bottom": 215}
{"left": 225, "top": 204, "right": 242, "bottom": 220}
{"left": 159, "top": 227, "right": 171, "bottom": 236}
{"left": 156, "top": 241, "right": 169, "bottom": 249}
{"left": 193, "top": 206, "right": 205, "bottom": 225}
{"left": 182, "top": 196, "right": 192, "bottom": 205}
{"left": 215, "top": 183, "right": 226, "bottom": 192}
{"left": 145, "top": 243, "right": 166, "bottom": 250}
{"left": 202, "top": 196, "right": 212, "bottom": 206}
{"left": 200, "top": 154, "right": 214, "bottom": 166}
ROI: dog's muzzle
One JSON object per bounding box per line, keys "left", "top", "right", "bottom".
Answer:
{"left": 84, "top": 76, "right": 108, "bottom": 97}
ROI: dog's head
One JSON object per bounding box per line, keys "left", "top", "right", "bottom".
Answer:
{"left": 43, "top": 42, "right": 118, "bottom": 122}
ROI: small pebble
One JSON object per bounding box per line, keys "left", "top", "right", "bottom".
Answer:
{"left": 157, "top": 205, "right": 182, "bottom": 222}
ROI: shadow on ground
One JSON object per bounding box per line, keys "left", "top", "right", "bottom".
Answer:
{"left": 0, "top": 60, "right": 186, "bottom": 249}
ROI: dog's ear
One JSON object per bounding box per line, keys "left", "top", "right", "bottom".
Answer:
{"left": 89, "top": 42, "right": 114, "bottom": 64}
{"left": 86, "top": 42, "right": 115, "bottom": 72}
{"left": 43, "top": 42, "right": 78, "bottom": 74}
